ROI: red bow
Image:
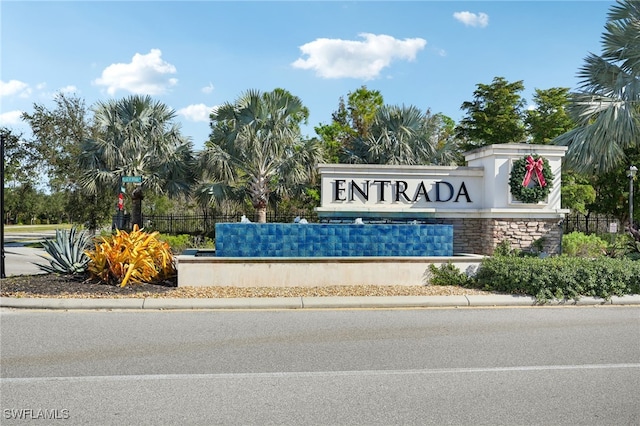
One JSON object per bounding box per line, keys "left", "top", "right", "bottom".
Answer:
{"left": 522, "top": 156, "right": 547, "bottom": 188}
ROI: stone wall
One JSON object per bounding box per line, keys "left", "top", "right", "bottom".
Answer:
{"left": 431, "top": 218, "right": 485, "bottom": 254}
{"left": 435, "top": 218, "right": 563, "bottom": 255}
{"left": 487, "top": 219, "right": 563, "bottom": 255}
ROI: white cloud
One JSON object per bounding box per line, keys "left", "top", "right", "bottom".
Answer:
{"left": 202, "top": 82, "right": 214, "bottom": 94}
{"left": 178, "top": 103, "right": 216, "bottom": 122}
{"left": 36, "top": 85, "right": 79, "bottom": 102}
{"left": 0, "top": 110, "right": 24, "bottom": 125}
{"left": 59, "top": 85, "right": 78, "bottom": 94}
{"left": 0, "top": 80, "right": 32, "bottom": 98}
{"left": 93, "top": 49, "right": 178, "bottom": 96}
{"left": 292, "top": 33, "right": 426, "bottom": 80}
{"left": 453, "top": 11, "right": 489, "bottom": 28}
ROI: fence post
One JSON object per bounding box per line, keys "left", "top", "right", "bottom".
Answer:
{"left": 585, "top": 213, "right": 589, "bottom": 234}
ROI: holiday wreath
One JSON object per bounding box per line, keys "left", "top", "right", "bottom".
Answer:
{"left": 508, "top": 155, "right": 554, "bottom": 204}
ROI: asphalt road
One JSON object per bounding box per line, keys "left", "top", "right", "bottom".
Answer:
{"left": 1, "top": 307, "right": 638, "bottom": 425}
{"left": 3, "top": 245, "right": 47, "bottom": 276}
{"left": 3, "top": 230, "right": 54, "bottom": 276}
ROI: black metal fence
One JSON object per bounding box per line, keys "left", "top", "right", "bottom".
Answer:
{"left": 563, "top": 213, "right": 622, "bottom": 235}
{"left": 114, "top": 211, "right": 624, "bottom": 237}
{"left": 113, "top": 212, "right": 320, "bottom": 237}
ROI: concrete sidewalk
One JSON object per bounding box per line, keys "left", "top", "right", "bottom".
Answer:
{"left": 2, "top": 294, "right": 639, "bottom": 310}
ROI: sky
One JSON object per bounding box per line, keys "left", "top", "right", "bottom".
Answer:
{"left": 0, "top": 0, "right": 616, "bottom": 152}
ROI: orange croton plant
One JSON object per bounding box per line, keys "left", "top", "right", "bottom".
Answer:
{"left": 86, "top": 225, "right": 175, "bottom": 287}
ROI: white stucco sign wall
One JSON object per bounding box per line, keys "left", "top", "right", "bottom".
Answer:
{"left": 317, "top": 143, "right": 569, "bottom": 220}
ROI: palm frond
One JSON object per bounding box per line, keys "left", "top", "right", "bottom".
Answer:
{"left": 554, "top": 0, "right": 640, "bottom": 173}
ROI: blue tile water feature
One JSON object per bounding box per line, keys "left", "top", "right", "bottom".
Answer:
{"left": 215, "top": 223, "right": 453, "bottom": 257}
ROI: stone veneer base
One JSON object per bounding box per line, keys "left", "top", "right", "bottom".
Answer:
{"left": 431, "top": 218, "right": 563, "bottom": 255}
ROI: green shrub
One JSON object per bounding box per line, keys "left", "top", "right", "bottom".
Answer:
{"left": 493, "top": 240, "right": 519, "bottom": 257}
{"left": 425, "top": 254, "right": 639, "bottom": 302}
{"left": 158, "top": 234, "right": 215, "bottom": 254}
{"left": 159, "top": 234, "right": 191, "bottom": 253}
{"left": 562, "top": 232, "right": 607, "bottom": 257}
{"left": 427, "top": 262, "right": 475, "bottom": 288}
{"left": 602, "top": 233, "right": 631, "bottom": 258}
{"left": 624, "top": 239, "right": 640, "bottom": 261}
{"left": 475, "top": 256, "right": 640, "bottom": 302}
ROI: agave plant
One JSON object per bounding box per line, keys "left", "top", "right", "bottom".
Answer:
{"left": 37, "top": 226, "right": 93, "bottom": 275}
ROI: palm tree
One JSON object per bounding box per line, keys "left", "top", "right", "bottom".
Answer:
{"left": 355, "top": 105, "right": 452, "bottom": 165}
{"left": 430, "top": 113, "right": 464, "bottom": 166}
{"left": 80, "top": 95, "right": 196, "bottom": 228}
{"left": 199, "top": 89, "right": 323, "bottom": 223}
{"left": 554, "top": 0, "right": 640, "bottom": 174}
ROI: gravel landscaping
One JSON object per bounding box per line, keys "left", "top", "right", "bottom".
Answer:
{"left": 0, "top": 273, "right": 495, "bottom": 299}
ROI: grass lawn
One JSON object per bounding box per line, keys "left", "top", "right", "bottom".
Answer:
{"left": 4, "top": 224, "right": 74, "bottom": 233}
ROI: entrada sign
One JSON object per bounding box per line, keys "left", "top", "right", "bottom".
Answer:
{"left": 316, "top": 163, "right": 484, "bottom": 217}
{"left": 332, "top": 179, "right": 472, "bottom": 204}
{"left": 316, "top": 145, "right": 569, "bottom": 220}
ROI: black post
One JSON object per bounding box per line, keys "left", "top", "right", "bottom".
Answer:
{"left": 1, "top": 133, "right": 6, "bottom": 278}
{"left": 629, "top": 166, "right": 636, "bottom": 228}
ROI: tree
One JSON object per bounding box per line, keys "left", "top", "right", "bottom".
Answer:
{"left": 428, "top": 113, "right": 464, "bottom": 166}
{"left": 1, "top": 128, "right": 36, "bottom": 185}
{"left": 315, "top": 86, "right": 383, "bottom": 163}
{"left": 200, "top": 88, "right": 323, "bottom": 223}
{"left": 525, "top": 87, "right": 575, "bottom": 144}
{"left": 314, "top": 97, "right": 355, "bottom": 163}
{"left": 554, "top": 0, "right": 640, "bottom": 174}
{"left": 21, "top": 93, "right": 91, "bottom": 192}
{"left": 20, "top": 94, "right": 113, "bottom": 228}
{"left": 588, "top": 147, "right": 640, "bottom": 225}
{"left": 347, "top": 85, "right": 384, "bottom": 138}
{"left": 561, "top": 172, "right": 596, "bottom": 215}
{"left": 4, "top": 183, "right": 39, "bottom": 225}
{"left": 80, "top": 95, "right": 196, "bottom": 229}
{"left": 456, "top": 76, "right": 527, "bottom": 151}
{"left": 353, "top": 105, "right": 438, "bottom": 165}
{"left": 38, "top": 192, "right": 67, "bottom": 224}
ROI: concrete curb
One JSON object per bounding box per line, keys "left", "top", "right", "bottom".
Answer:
{"left": 611, "top": 294, "right": 640, "bottom": 305}
{"left": 142, "top": 297, "right": 303, "bottom": 310}
{"left": 1, "top": 295, "right": 639, "bottom": 310}
{"left": 301, "top": 295, "right": 470, "bottom": 309}
{"left": 465, "top": 295, "right": 539, "bottom": 307}
{"left": 0, "top": 297, "right": 145, "bottom": 310}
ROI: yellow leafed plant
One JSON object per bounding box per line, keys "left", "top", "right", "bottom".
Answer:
{"left": 86, "top": 225, "right": 175, "bottom": 287}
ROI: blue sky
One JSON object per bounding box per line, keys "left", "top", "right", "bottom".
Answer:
{"left": 1, "top": 0, "right": 615, "bottom": 151}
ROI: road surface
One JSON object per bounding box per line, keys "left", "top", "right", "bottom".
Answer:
{"left": 2, "top": 229, "right": 55, "bottom": 276}
{"left": 1, "top": 306, "right": 638, "bottom": 425}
